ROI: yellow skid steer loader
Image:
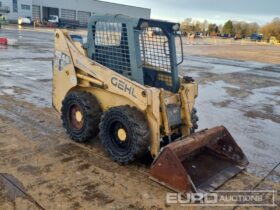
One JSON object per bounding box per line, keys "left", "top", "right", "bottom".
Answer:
{"left": 52, "top": 14, "right": 248, "bottom": 194}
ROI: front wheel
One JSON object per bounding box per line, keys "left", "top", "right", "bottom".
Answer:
{"left": 99, "top": 106, "right": 150, "bottom": 164}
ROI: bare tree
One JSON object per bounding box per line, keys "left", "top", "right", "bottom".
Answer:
{"left": 180, "top": 18, "right": 261, "bottom": 38}
{"left": 180, "top": 18, "right": 193, "bottom": 35}
{"left": 231, "top": 21, "right": 259, "bottom": 38}
{"left": 261, "top": 17, "right": 280, "bottom": 40}
{"left": 181, "top": 19, "right": 209, "bottom": 35}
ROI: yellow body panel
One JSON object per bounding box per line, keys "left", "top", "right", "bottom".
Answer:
{"left": 52, "top": 31, "right": 78, "bottom": 111}
{"left": 52, "top": 29, "right": 198, "bottom": 156}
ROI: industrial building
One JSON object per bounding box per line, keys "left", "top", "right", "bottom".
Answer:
{"left": 0, "top": 0, "right": 150, "bottom": 26}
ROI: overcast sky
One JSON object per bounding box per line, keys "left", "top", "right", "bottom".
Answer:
{"left": 106, "top": 0, "right": 279, "bottom": 25}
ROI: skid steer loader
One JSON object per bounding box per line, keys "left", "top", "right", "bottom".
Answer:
{"left": 52, "top": 14, "right": 248, "bottom": 194}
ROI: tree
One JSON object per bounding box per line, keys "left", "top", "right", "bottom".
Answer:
{"left": 180, "top": 18, "right": 204, "bottom": 35}
{"left": 247, "top": 22, "right": 259, "bottom": 36}
{"left": 193, "top": 20, "right": 202, "bottom": 33}
{"left": 261, "top": 17, "right": 280, "bottom": 40}
{"left": 180, "top": 18, "right": 261, "bottom": 38}
{"left": 222, "top": 20, "right": 234, "bottom": 35}
{"left": 180, "top": 18, "right": 192, "bottom": 35}
{"left": 233, "top": 21, "right": 259, "bottom": 37}
{"left": 202, "top": 20, "right": 209, "bottom": 34}
{"left": 208, "top": 23, "right": 219, "bottom": 33}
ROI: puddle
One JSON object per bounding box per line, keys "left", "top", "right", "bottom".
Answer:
{"left": 181, "top": 55, "right": 277, "bottom": 76}
{"left": 195, "top": 80, "right": 280, "bottom": 182}
{"left": 0, "top": 88, "right": 14, "bottom": 96}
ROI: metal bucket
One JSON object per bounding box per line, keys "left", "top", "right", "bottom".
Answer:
{"left": 150, "top": 126, "right": 248, "bottom": 193}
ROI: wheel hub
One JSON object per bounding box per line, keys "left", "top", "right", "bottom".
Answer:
{"left": 117, "top": 128, "right": 127, "bottom": 142}
{"left": 69, "top": 104, "right": 84, "bottom": 130}
{"left": 75, "top": 111, "right": 83, "bottom": 122}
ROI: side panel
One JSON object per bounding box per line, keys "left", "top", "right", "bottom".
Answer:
{"left": 52, "top": 30, "right": 77, "bottom": 112}
{"left": 146, "top": 88, "right": 161, "bottom": 157}
{"left": 127, "top": 25, "right": 144, "bottom": 84}
{"left": 179, "top": 82, "right": 198, "bottom": 136}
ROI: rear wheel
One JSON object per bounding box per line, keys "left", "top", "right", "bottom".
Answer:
{"left": 99, "top": 106, "right": 150, "bottom": 164}
{"left": 61, "top": 91, "right": 102, "bottom": 142}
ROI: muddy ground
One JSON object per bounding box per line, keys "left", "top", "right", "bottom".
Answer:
{"left": 183, "top": 38, "right": 280, "bottom": 65}
{"left": 0, "top": 27, "right": 279, "bottom": 209}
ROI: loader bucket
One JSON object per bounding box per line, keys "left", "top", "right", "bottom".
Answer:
{"left": 150, "top": 126, "right": 248, "bottom": 193}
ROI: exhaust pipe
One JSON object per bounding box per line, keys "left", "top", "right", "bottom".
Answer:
{"left": 150, "top": 126, "right": 248, "bottom": 193}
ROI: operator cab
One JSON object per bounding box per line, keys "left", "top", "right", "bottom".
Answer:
{"left": 86, "top": 14, "right": 183, "bottom": 93}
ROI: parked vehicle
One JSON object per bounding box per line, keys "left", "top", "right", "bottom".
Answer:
{"left": 251, "top": 33, "right": 263, "bottom": 41}
{"left": 222, "top": 34, "right": 231, "bottom": 38}
{"left": 48, "top": 15, "right": 59, "bottom": 24}
{"left": 18, "top": 17, "right": 31, "bottom": 25}
{"left": 48, "top": 15, "right": 79, "bottom": 29}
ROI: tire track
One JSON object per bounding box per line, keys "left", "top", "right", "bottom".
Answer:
{"left": 0, "top": 96, "right": 163, "bottom": 189}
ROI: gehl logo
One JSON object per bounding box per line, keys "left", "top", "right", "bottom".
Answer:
{"left": 111, "top": 77, "right": 137, "bottom": 98}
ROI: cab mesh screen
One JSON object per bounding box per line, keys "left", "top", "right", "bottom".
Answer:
{"left": 92, "top": 22, "right": 131, "bottom": 76}
{"left": 139, "top": 27, "right": 171, "bottom": 73}
{"left": 139, "top": 27, "right": 173, "bottom": 88}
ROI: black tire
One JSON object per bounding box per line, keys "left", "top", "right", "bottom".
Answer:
{"left": 99, "top": 106, "right": 150, "bottom": 164}
{"left": 61, "top": 91, "right": 102, "bottom": 142}
{"left": 190, "top": 107, "right": 199, "bottom": 134}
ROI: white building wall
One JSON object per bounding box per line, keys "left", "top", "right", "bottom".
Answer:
{"left": 2, "top": 0, "right": 150, "bottom": 22}
{"left": 1, "top": 0, "right": 32, "bottom": 21}
{"left": 0, "top": 0, "right": 13, "bottom": 17}
{"left": 18, "top": 0, "right": 32, "bottom": 17}
{"left": 32, "top": 0, "right": 151, "bottom": 19}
